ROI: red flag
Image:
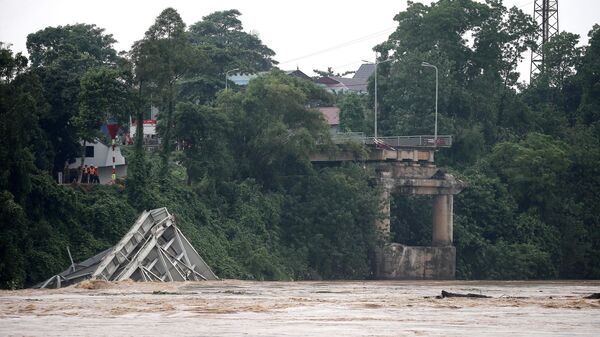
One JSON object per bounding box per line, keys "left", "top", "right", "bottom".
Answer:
{"left": 106, "top": 123, "right": 120, "bottom": 139}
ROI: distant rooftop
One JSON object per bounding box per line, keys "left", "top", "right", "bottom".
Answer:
{"left": 315, "top": 76, "right": 369, "bottom": 93}
{"left": 284, "top": 69, "right": 312, "bottom": 81}
{"left": 353, "top": 63, "right": 375, "bottom": 79}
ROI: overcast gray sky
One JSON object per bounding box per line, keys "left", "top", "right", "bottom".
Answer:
{"left": 0, "top": 0, "right": 598, "bottom": 79}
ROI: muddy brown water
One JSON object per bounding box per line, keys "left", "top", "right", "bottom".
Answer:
{"left": 1, "top": 280, "right": 599, "bottom": 336}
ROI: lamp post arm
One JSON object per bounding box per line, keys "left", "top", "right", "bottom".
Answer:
{"left": 421, "top": 62, "right": 439, "bottom": 147}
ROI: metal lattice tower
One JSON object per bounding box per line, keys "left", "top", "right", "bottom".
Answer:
{"left": 530, "top": 0, "right": 559, "bottom": 80}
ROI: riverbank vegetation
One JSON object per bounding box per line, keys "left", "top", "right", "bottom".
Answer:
{"left": 1, "top": 0, "right": 599, "bottom": 288}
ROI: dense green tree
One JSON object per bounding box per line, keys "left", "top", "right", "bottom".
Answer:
{"left": 174, "top": 102, "right": 232, "bottom": 185}
{"left": 539, "top": 32, "right": 582, "bottom": 90}
{"left": 73, "top": 67, "right": 133, "bottom": 180}
{"left": 133, "top": 8, "right": 191, "bottom": 179}
{"left": 127, "top": 40, "right": 154, "bottom": 209}
{"left": 0, "top": 43, "right": 28, "bottom": 83}
{"left": 179, "top": 10, "right": 276, "bottom": 104}
{"left": 26, "top": 24, "right": 120, "bottom": 173}
{"left": 486, "top": 133, "right": 571, "bottom": 212}
{"left": 0, "top": 46, "right": 47, "bottom": 201}
{"left": 281, "top": 165, "right": 379, "bottom": 279}
{"left": 375, "top": 0, "right": 535, "bottom": 151}
{"left": 577, "top": 25, "right": 600, "bottom": 128}
{"left": 218, "top": 71, "right": 333, "bottom": 187}
{"left": 26, "top": 24, "right": 117, "bottom": 69}
{"left": 188, "top": 9, "right": 276, "bottom": 73}
{"left": 338, "top": 91, "right": 370, "bottom": 132}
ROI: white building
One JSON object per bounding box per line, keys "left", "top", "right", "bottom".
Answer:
{"left": 130, "top": 119, "right": 157, "bottom": 137}
{"left": 129, "top": 106, "right": 159, "bottom": 147}
{"left": 66, "top": 140, "right": 127, "bottom": 184}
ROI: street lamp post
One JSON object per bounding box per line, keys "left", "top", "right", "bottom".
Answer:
{"left": 225, "top": 68, "right": 240, "bottom": 91}
{"left": 421, "top": 62, "right": 438, "bottom": 147}
{"left": 364, "top": 55, "right": 393, "bottom": 139}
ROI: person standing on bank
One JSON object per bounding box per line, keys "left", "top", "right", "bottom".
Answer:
{"left": 82, "top": 165, "right": 89, "bottom": 184}
{"left": 94, "top": 166, "right": 99, "bottom": 184}
{"left": 89, "top": 165, "right": 96, "bottom": 184}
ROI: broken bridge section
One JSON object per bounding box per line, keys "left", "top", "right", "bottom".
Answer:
{"left": 374, "top": 163, "right": 465, "bottom": 279}
{"left": 36, "top": 207, "right": 217, "bottom": 288}
{"left": 311, "top": 135, "right": 465, "bottom": 280}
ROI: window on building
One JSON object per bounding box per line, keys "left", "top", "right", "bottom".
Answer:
{"left": 85, "top": 146, "right": 94, "bottom": 158}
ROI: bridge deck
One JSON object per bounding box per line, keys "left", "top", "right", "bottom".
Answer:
{"left": 311, "top": 134, "right": 452, "bottom": 163}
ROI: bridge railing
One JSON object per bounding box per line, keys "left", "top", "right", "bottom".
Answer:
{"left": 331, "top": 133, "right": 452, "bottom": 148}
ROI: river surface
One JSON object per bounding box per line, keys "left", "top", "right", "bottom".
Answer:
{"left": 1, "top": 280, "right": 599, "bottom": 336}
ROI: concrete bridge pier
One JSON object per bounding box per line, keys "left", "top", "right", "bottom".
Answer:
{"left": 307, "top": 137, "right": 463, "bottom": 280}
{"left": 432, "top": 194, "right": 453, "bottom": 246}
{"left": 374, "top": 167, "right": 394, "bottom": 236}
{"left": 373, "top": 163, "right": 464, "bottom": 280}
{"left": 375, "top": 187, "right": 391, "bottom": 235}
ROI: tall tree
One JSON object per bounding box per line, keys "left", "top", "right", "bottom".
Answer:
{"left": 338, "top": 91, "right": 370, "bottom": 132}
{"left": 26, "top": 24, "right": 119, "bottom": 174}
{"left": 174, "top": 103, "right": 231, "bottom": 185}
{"left": 374, "top": 0, "right": 535, "bottom": 158}
{"left": 188, "top": 9, "right": 276, "bottom": 73}
{"left": 133, "top": 8, "right": 190, "bottom": 179}
{"left": 539, "top": 32, "right": 582, "bottom": 90}
{"left": 178, "top": 9, "right": 277, "bottom": 104}
{"left": 0, "top": 43, "right": 28, "bottom": 83}
{"left": 73, "top": 67, "right": 132, "bottom": 181}
{"left": 126, "top": 46, "right": 151, "bottom": 208}
{"left": 577, "top": 25, "right": 600, "bottom": 127}
{"left": 218, "top": 71, "right": 332, "bottom": 187}
{"left": 0, "top": 47, "right": 41, "bottom": 202}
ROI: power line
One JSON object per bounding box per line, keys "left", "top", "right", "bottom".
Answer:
{"left": 279, "top": 27, "right": 395, "bottom": 65}
{"left": 282, "top": 1, "right": 535, "bottom": 71}
{"left": 515, "top": 0, "right": 535, "bottom": 9}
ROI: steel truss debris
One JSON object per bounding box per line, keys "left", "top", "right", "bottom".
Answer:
{"left": 36, "top": 208, "right": 217, "bottom": 288}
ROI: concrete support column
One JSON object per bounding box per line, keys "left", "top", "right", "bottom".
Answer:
{"left": 375, "top": 187, "right": 391, "bottom": 236}
{"left": 432, "top": 194, "right": 453, "bottom": 246}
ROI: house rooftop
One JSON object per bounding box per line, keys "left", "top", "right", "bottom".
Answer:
{"left": 284, "top": 69, "right": 312, "bottom": 81}
{"left": 315, "top": 76, "right": 369, "bottom": 92}
{"left": 353, "top": 63, "right": 376, "bottom": 79}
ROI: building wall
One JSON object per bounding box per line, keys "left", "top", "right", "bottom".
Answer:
{"left": 130, "top": 121, "right": 157, "bottom": 137}
{"left": 67, "top": 141, "right": 125, "bottom": 169}
{"left": 65, "top": 140, "right": 127, "bottom": 184}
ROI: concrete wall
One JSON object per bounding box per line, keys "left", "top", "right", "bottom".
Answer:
{"left": 375, "top": 244, "right": 455, "bottom": 280}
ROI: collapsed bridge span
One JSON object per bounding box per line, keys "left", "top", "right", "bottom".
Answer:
{"left": 36, "top": 207, "right": 217, "bottom": 288}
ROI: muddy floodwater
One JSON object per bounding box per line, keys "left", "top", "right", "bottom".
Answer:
{"left": 1, "top": 280, "right": 599, "bottom": 336}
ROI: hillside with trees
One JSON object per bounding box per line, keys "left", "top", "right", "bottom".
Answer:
{"left": 1, "top": 0, "right": 600, "bottom": 288}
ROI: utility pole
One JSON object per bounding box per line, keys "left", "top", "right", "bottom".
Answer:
{"left": 421, "top": 62, "right": 438, "bottom": 147}
{"left": 363, "top": 55, "right": 393, "bottom": 139}
{"left": 530, "top": 0, "right": 559, "bottom": 80}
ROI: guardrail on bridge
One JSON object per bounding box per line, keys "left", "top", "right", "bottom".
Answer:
{"left": 331, "top": 133, "right": 452, "bottom": 148}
